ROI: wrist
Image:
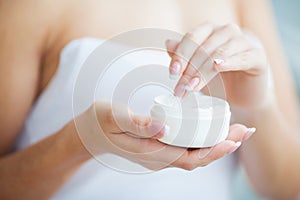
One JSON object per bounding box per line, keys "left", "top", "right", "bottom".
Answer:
{"left": 231, "top": 91, "right": 278, "bottom": 126}
{"left": 58, "top": 120, "right": 92, "bottom": 163}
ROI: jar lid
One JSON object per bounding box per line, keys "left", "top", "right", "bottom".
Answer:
{"left": 152, "top": 93, "right": 230, "bottom": 118}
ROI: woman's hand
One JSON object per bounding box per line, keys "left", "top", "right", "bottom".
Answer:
{"left": 75, "top": 100, "right": 256, "bottom": 171}
{"left": 166, "top": 22, "right": 270, "bottom": 111}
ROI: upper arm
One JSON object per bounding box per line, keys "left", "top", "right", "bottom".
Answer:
{"left": 0, "top": 1, "right": 48, "bottom": 155}
{"left": 237, "top": 0, "right": 300, "bottom": 125}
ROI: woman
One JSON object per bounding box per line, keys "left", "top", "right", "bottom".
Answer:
{"left": 0, "top": 0, "right": 299, "bottom": 199}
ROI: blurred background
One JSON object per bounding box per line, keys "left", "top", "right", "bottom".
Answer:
{"left": 234, "top": 0, "right": 300, "bottom": 199}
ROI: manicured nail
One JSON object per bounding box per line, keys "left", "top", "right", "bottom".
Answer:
{"left": 235, "top": 141, "right": 242, "bottom": 147}
{"left": 174, "top": 84, "right": 186, "bottom": 97}
{"left": 170, "top": 61, "right": 181, "bottom": 76}
{"left": 227, "top": 141, "right": 242, "bottom": 154}
{"left": 149, "top": 121, "right": 165, "bottom": 135}
{"left": 184, "top": 77, "right": 200, "bottom": 91}
{"left": 153, "top": 132, "right": 164, "bottom": 139}
{"left": 243, "top": 127, "right": 256, "bottom": 140}
{"left": 153, "top": 124, "right": 170, "bottom": 139}
{"left": 214, "top": 58, "right": 225, "bottom": 65}
{"left": 163, "top": 125, "right": 170, "bottom": 136}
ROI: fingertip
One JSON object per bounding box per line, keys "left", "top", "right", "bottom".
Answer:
{"left": 174, "top": 84, "right": 186, "bottom": 97}
{"left": 165, "top": 39, "right": 179, "bottom": 56}
{"left": 229, "top": 124, "right": 248, "bottom": 132}
{"left": 170, "top": 60, "right": 181, "bottom": 76}
{"left": 148, "top": 120, "right": 164, "bottom": 135}
{"left": 247, "top": 127, "right": 256, "bottom": 134}
{"left": 213, "top": 58, "right": 224, "bottom": 65}
{"left": 243, "top": 127, "right": 256, "bottom": 141}
{"left": 165, "top": 39, "right": 179, "bottom": 47}
{"left": 184, "top": 77, "right": 200, "bottom": 91}
{"left": 227, "top": 124, "right": 249, "bottom": 142}
{"left": 148, "top": 119, "right": 171, "bottom": 137}
{"left": 197, "top": 140, "right": 239, "bottom": 162}
{"left": 213, "top": 59, "right": 231, "bottom": 72}
{"left": 226, "top": 140, "right": 242, "bottom": 154}
{"left": 164, "top": 124, "right": 170, "bottom": 136}
{"left": 184, "top": 85, "right": 193, "bottom": 92}
{"left": 153, "top": 131, "right": 164, "bottom": 139}
{"left": 235, "top": 141, "right": 242, "bottom": 147}
{"left": 152, "top": 124, "right": 170, "bottom": 139}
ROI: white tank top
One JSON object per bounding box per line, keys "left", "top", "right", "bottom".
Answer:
{"left": 16, "top": 38, "right": 236, "bottom": 200}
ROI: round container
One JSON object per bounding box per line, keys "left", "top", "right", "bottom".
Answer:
{"left": 150, "top": 93, "right": 231, "bottom": 148}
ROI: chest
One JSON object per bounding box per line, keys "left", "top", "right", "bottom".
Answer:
{"left": 40, "top": 0, "right": 238, "bottom": 94}
{"left": 68, "top": 0, "right": 239, "bottom": 36}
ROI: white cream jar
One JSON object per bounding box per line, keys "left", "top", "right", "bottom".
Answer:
{"left": 150, "top": 93, "right": 231, "bottom": 148}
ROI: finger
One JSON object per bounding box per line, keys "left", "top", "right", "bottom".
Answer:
{"left": 186, "top": 24, "right": 242, "bottom": 76}
{"left": 226, "top": 124, "right": 256, "bottom": 142}
{"left": 145, "top": 126, "right": 253, "bottom": 170}
{"left": 213, "top": 48, "right": 267, "bottom": 74}
{"left": 172, "top": 124, "right": 253, "bottom": 169}
{"left": 174, "top": 23, "right": 242, "bottom": 96}
{"left": 165, "top": 39, "right": 179, "bottom": 57}
{"left": 108, "top": 133, "right": 189, "bottom": 169}
{"left": 197, "top": 140, "right": 241, "bottom": 164}
{"left": 199, "top": 23, "right": 242, "bottom": 55}
{"left": 208, "top": 35, "right": 253, "bottom": 73}
{"left": 138, "top": 159, "right": 170, "bottom": 171}
{"left": 214, "top": 35, "right": 253, "bottom": 56}
{"left": 108, "top": 102, "right": 169, "bottom": 138}
{"left": 126, "top": 114, "right": 170, "bottom": 139}
{"left": 171, "top": 140, "right": 241, "bottom": 170}
{"left": 108, "top": 132, "right": 165, "bottom": 154}
{"left": 169, "top": 22, "right": 215, "bottom": 80}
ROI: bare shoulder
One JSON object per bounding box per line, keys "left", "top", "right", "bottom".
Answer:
{"left": 0, "top": 0, "right": 103, "bottom": 155}
{"left": 0, "top": 0, "right": 68, "bottom": 49}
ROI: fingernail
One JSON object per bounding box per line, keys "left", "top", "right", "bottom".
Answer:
{"left": 170, "top": 61, "right": 181, "bottom": 76}
{"left": 149, "top": 121, "right": 165, "bottom": 135}
{"left": 214, "top": 58, "right": 224, "bottom": 65}
{"left": 198, "top": 148, "right": 213, "bottom": 159}
{"left": 184, "top": 77, "right": 200, "bottom": 91}
{"left": 227, "top": 141, "right": 242, "bottom": 154}
{"left": 163, "top": 125, "right": 170, "bottom": 136}
{"left": 174, "top": 84, "right": 186, "bottom": 97}
{"left": 153, "top": 132, "right": 164, "bottom": 139}
{"left": 153, "top": 124, "right": 170, "bottom": 139}
{"left": 243, "top": 127, "right": 256, "bottom": 140}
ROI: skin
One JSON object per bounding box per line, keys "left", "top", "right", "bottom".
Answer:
{"left": 0, "top": 0, "right": 299, "bottom": 199}
{"left": 167, "top": 1, "right": 300, "bottom": 198}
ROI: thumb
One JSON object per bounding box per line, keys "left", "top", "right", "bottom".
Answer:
{"left": 109, "top": 103, "right": 168, "bottom": 138}
{"left": 128, "top": 114, "right": 168, "bottom": 138}
{"left": 165, "top": 39, "right": 179, "bottom": 57}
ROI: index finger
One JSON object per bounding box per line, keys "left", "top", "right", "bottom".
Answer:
{"left": 169, "top": 22, "right": 215, "bottom": 79}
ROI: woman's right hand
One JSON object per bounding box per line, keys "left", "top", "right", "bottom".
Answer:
{"left": 75, "top": 100, "right": 254, "bottom": 171}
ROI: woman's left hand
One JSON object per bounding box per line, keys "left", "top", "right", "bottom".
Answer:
{"left": 166, "top": 22, "right": 271, "bottom": 111}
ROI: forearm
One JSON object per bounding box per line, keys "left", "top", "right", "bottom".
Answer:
{"left": 235, "top": 95, "right": 300, "bottom": 198}
{"left": 0, "top": 120, "right": 91, "bottom": 200}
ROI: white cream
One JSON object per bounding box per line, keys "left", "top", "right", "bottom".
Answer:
{"left": 151, "top": 93, "right": 231, "bottom": 148}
